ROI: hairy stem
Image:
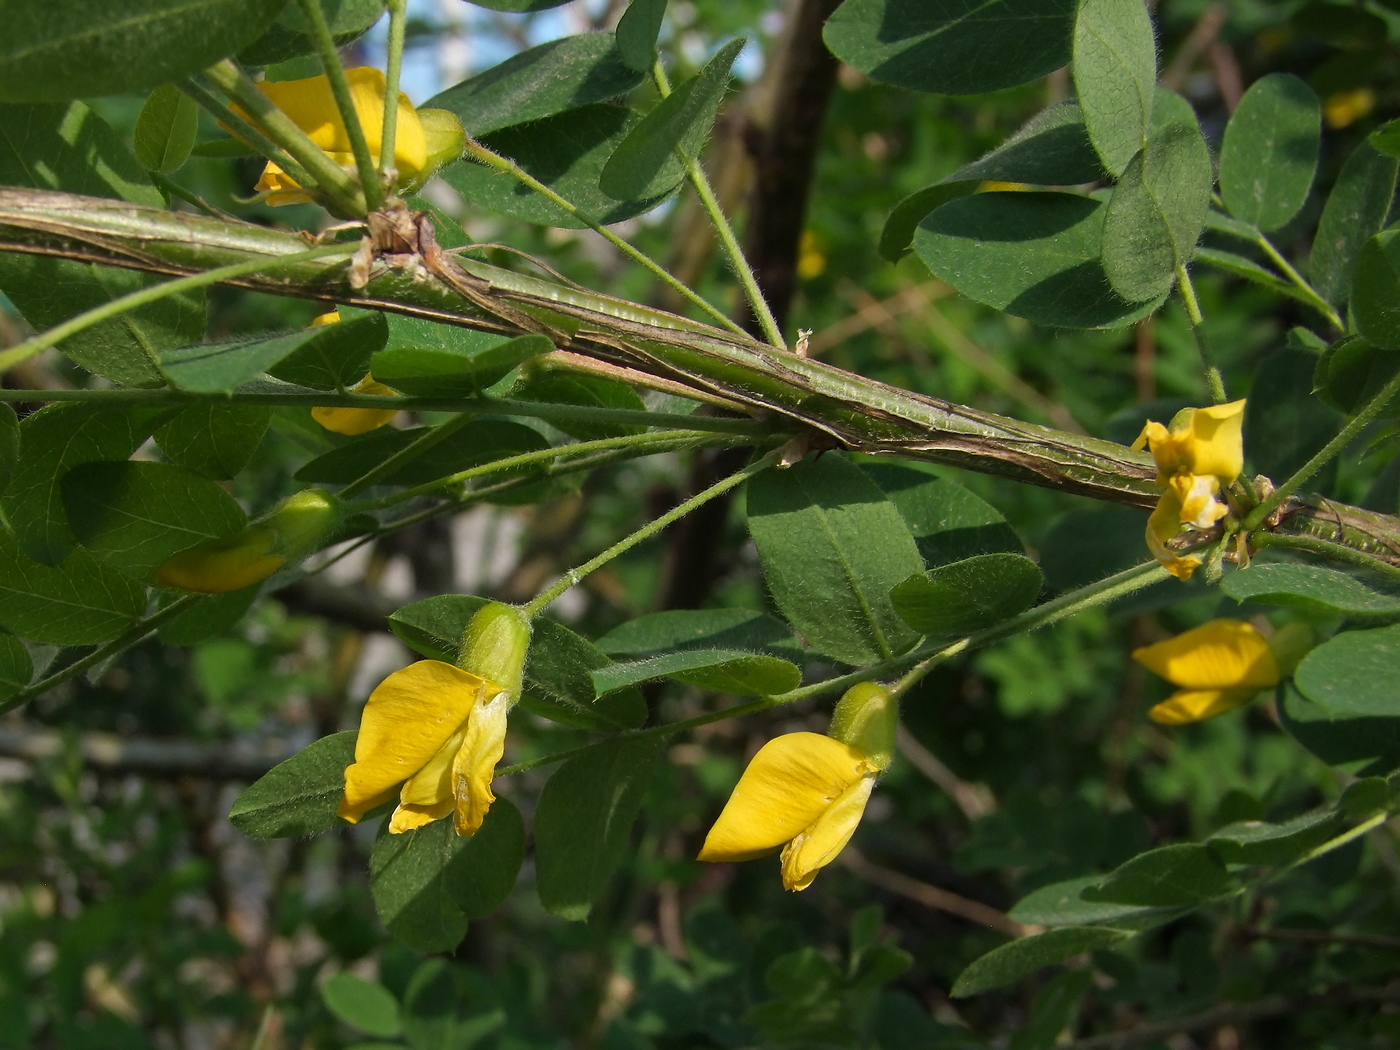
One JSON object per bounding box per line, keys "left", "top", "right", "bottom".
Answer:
{"left": 381, "top": 0, "right": 408, "bottom": 191}
{"left": 1175, "top": 264, "right": 1227, "bottom": 404}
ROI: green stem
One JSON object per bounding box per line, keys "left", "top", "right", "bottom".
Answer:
{"left": 381, "top": 0, "right": 408, "bottom": 191}
{"left": 148, "top": 172, "right": 231, "bottom": 219}
{"left": 519, "top": 447, "right": 781, "bottom": 617}
{"left": 1252, "top": 231, "right": 1346, "bottom": 332}
{"left": 0, "top": 245, "right": 350, "bottom": 374}
{"left": 339, "top": 411, "right": 477, "bottom": 499}
{"left": 204, "top": 59, "right": 367, "bottom": 217}
{"left": 651, "top": 61, "right": 786, "bottom": 349}
{"left": 0, "top": 596, "right": 202, "bottom": 715}
{"left": 459, "top": 136, "right": 746, "bottom": 337}
{"left": 1175, "top": 264, "right": 1227, "bottom": 404}
{"left": 351, "top": 428, "right": 742, "bottom": 509}
{"left": 0, "top": 387, "right": 764, "bottom": 435}
{"left": 503, "top": 560, "right": 1170, "bottom": 777}
{"left": 1245, "top": 365, "right": 1400, "bottom": 529}
{"left": 179, "top": 77, "right": 317, "bottom": 191}
{"left": 1251, "top": 532, "right": 1400, "bottom": 586}
{"left": 296, "top": 0, "right": 385, "bottom": 211}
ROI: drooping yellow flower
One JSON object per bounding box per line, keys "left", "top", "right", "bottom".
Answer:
{"left": 1133, "top": 400, "right": 1246, "bottom": 579}
{"left": 699, "top": 682, "right": 895, "bottom": 891}
{"left": 340, "top": 602, "right": 530, "bottom": 836}
{"left": 311, "top": 374, "right": 399, "bottom": 435}
{"left": 1133, "top": 619, "right": 1280, "bottom": 725}
{"left": 153, "top": 527, "right": 284, "bottom": 593}
{"left": 251, "top": 68, "right": 429, "bottom": 205}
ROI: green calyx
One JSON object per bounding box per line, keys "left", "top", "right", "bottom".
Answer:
{"left": 403, "top": 109, "right": 466, "bottom": 193}
{"left": 828, "top": 681, "right": 898, "bottom": 772}
{"left": 270, "top": 488, "right": 341, "bottom": 558}
{"left": 457, "top": 602, "right": 532, "bottom": 699}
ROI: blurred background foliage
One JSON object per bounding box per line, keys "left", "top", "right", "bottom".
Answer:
{"left": 3, "top": 0, "right": 1400, "bottom": 1047}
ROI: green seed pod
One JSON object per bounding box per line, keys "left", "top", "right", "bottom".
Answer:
{"left": 457, "top": 602, "right": 532, "bottom": 699}
{"left": 828, "top": 681, "right": 897, "bottom": 771}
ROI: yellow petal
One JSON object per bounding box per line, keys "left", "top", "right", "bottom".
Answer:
{"left": 256, "top": 75, "right": 344, "bottom": 151}
{"left": 389, "top": 798, "right": 454, "bottom": 833}
{"left": 312, "top": 375, "right": 399, "bottom": 435}
{"left": 451, "top": 690, "right": 511, "bottom": 836}
{"left": 1186, "top": 400, "right": 1245, "bottom": 481}
{"left": 1134, "top": 420, "right": 1190, "bottom": 482}
{"left": 697, "top": 733, "right": 870, "bottom": 863}
{"left": 1148, "top": 687, "right": 1258, "bottom": 725}
{"left": 339, "top": 661, "right": 487, "bottom": 823}
{"left": 153, "top": 528, "right": 284, "bottom": 593}
{"left": 256, "top": 161, "right": 313, "bottom": 206}
{"left": 1133, "top": 619, "right": 1280, "bottom": 690}
{"left": 345, "top": 67, "right": 428, "bottom": 178}
{"left": 1145, "top": 489, "right": 1201, "bottom": 580}
{"left": 780, "top": 775, "right": 875, "bottom": 891}
{"left": 1170, "top": 473, "right": 1228, "bottom": 530}
{"left": 311, "top": 309, "right": 341, "bottom": 327}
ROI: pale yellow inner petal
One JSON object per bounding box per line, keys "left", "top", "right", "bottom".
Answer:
{"left": 1133, "top": 619, "right": 1280, "bottom": 691}
{"left": 780, "top": 775, "right": 875, "bottom": 891}
{"left": 1149, "top": 687, "right": 1258, "bottom": 725}
{"left": 697, "top": 733, "right": 869, "bottom": 863}
{"left": 451, "top": 690, "right": 511, "bottom": 836}
{"left": 339, "top": 661, "right": 486, "bottom": 822}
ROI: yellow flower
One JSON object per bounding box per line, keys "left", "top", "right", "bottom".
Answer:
{"left": 1133, "top": 400, "right": 1246, "bottom": 485}
{"left": 251, "top": 68, "right": 428, "bottom": 206}
{"left": 340, "top": 602, "right": 530, "bottom": 836}
{"left": 312, "top": 374, "right": 399, "bottom": 435}
{"left": 1133, "top": 619, "right": 1280, "bottom": 725}
{"left": 1324, "top": 88, "right": 1375, "bottom": 130}
{"left": 698, "top": 682, "right": 895, "bottom": 891}
{"left": 153, "top": 527, "right": 284, "bottom": 593}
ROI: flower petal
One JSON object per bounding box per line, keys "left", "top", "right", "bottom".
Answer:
{"left": 311, "top": 374, "right": 399, "bottom": 435}
{"left": 1148, "top": 687, "right": 1258, "bottom": 725}
{"left": 451, "top": 690, "right": 511, "bottom": 836}
{"left": 1187, "top": 400, "right": 1245, "bottom": 481}
{"left": 1170, "top": 473, "right": 1228, "bottom": 530}
{"left": 697, "top": 733, "right": 870, "bottom": 863}
{"left": 1145, "top": 488, "right": 1201, "bottom": 580}
{"left": 780, "top": 775, "right": 875, "bottom": 891}
{"left": 339, "top": 661, "right": 487, "bottom": 823}
{"left": 153, "top": 528, "right": 284, "bottom": 593}
{"left": 1133, "top": 619, "right": 1280, "bottom": 690}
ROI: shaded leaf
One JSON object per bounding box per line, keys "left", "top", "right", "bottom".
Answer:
{"left": 1082, "top": 844, "right": 1230, "bottom": 907}
{"left": 1218, "top": 73, "right": 1320, "bottom": 231}
{"left": 0, "top": 532, "right": 146, "bottom": 646}
{"left": 1072, "top": 0, "right": 1157, "bottom": 176}
{"left": 321, "top": 974, "right": 401, "bottom": 1038}
{"left": 229, "top": 732, "right": 358, "bottom": 839}
{"left": 133, "top": 84, "right": 198, "bottom": 174}
{"left": 1311, "top": 141, "right": 1398, "bottom": 306}
{"left": 1295, "top": 623, "right": 1400, "bottom": 718}
{"left": 589, "top": 649, "right": 801, "bottom": 697}
{"left": 951, "top": 928, "right": 1128, "bottom": 997}
{"left": 1221, "top": 562, "right": 1400, "bottom": 618}
{"left": 891, "top": 554, "right": 1042, "bottom": 636}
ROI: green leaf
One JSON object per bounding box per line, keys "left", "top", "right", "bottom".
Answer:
{"left": 1316, "top": 336, "right": 1400, "bottom": 416}
{"left": 133, "top": 84, "right": 198, "bottom": 174}
{"left": 534, "top": 735, "right": 662, "bottom": 921}
{"left": 267, "top": 312, "right": 388, "bottom": 390}
{"left": 915, "top": 191, "right": 1164, "bottom": 329}
{"left": 617, "top": 0, "right": 667, "bottom": 72}
{"left": 1280, "top": 684, "right": 1400, "bottom": 776}
{"left": 951, "top": 927, "right": 1128, "bottom": 998}
{"left": 1221, "top": 562, "right": 1400, "bottom": 618}
{"left": 228, "top": 732, "right": 357, "bottom": 839}
{"left": 1218, "top": 74, "right": 1320, "bottom": 231}
{"left": 0, "top": 404, "right": 16, "bottom": 498}
{"left": 154, "top": 404, "right": 271, "bottom": 480}
{"left": 296, "top": 420, "right": 549, "bottom": 487}
{"left": 596, "top": 608, "right": 800, "bottom": 659}
{"left": 157, "top": 589, "right": 260, "bottom": 646}
{"left": 1008, "top": 875, "right": 1183, "bottom": 931}
{"left": 1244, "top": 349, "right": 1343, "bottom": 489}
{"left": 878, "top": 102, "right": 1102, "bottom": 261}
{"left": 370, "top": 819, "right": 468, "bottom": 953}
{"left": 371, "top": 334, "right": 552, "bottom": 397}
{"left": 321, "top": 974, "right": 402, "bottom": 1038}
{"left": 240, "top": 0, "right": 385, "bottom": 66}
{"left": 426, "top": 33, "right": 644, "bottom": 137}
{"left": 0, "top": 0, "right": 287, "bottom": 102}
{"left": 61, "top": 461, "right": 245, "bottom": 581}
{"left": 857, "top": 461, "right": 1024, "bottom": 567}
{"left": 589, "top": 649, "right": 802, "bottom": 697}
{"left": 1100, "top": 91, "right": 1212, "bottom": 302}
{"left": 1352, "top": 228, "right": 1400, "bottom": 350}
{"left": 824, "top": 0, "right": 1075, "bottom": 96}
{"left": 599, "top": 38, "right": 743, "bottom": 201}
{"left": 463, "top": 0, "right": 571, "bottom": 9}
{"left": 1072, "top": 0, "right": 1157, "bottom": 177}
{"left": 0, "top": 636, "right": 33, "bottom": 703}
{"left": 2, "top": 403, "right": 161, "bottom": 565}
{"left": 444, "top": 104, "right": 680, "bottom": 227}
{"left": 0, "top": 532, "right": 146, "bottom": 646}
{"left": 1295, "top": 624, "right": 1400, "bottom": 718}
{"left": 387, "top": 596, "right": 647, "bottom": 731}
{"left": 511, "top": 373, "right": 647, "bottom": 440}
{"left": 160, "top": 329, "right": 329, "bottom": 392}
{"left": 1311, "top": 141, "right": 1398, "bottom": 306}
{"left": 1082, "top": 844, "right": 1230, "bottom": 907}
{"left": 448, "top": 795, "right": 525, "bottom": 920}
{"left": 0, "top": 101, "right": 204, "bottom": 387}
{"left": 1208, "top": 806, "right": 1342, "bottom": 866}
{"left": 746, "top": 454, "right": 924, "bottom": 666}
{"left": 891, "top": 554, "right": 1042, "bottom": 636}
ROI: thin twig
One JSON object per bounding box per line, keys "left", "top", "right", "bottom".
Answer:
{"left": 841, "top": 848, "right": 1037, "bottom": 938}
{"left": 895, "top": 725, "right": 996, "bottom": 821}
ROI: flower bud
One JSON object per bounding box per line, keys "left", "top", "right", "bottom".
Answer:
{"left": 153, "top": 528, "right": 283, "bottom": 593}
{"left": 828, "top": 682, "right": 897, "bottom": 772}
{"left": 457, "top": 602, "right": 531, "bottom": 700}
{"left": 270, "top": 487, "right": 340, "bottom": 559}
